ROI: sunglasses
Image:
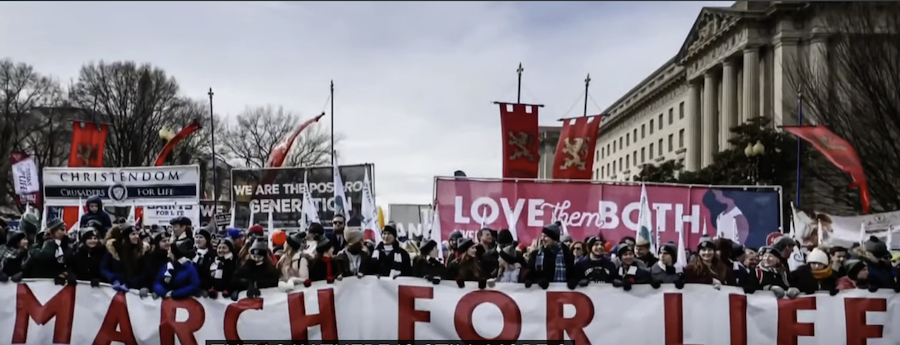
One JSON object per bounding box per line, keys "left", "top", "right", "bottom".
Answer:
{"left": 333, "top": 221, "right": 344, "bottom": 225}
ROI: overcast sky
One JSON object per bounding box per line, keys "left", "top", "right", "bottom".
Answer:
{"left": 1, "top": 1, "right": 731, "bottom": 208}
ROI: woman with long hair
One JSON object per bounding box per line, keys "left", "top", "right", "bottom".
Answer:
{"left": 683, "top": 237, "right": 735, "bottom": 289}
{"left": 277, "top": 231, "right": 312, "bottom": 291}
{"left": 101, "top": 225, "right": 151, "bottom": 293}
{"left": 448, "top": 238, "right": 485, "bottom": 288}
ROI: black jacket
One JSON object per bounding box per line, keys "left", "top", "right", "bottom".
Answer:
{"left": 206, "top": 255, "right": 238, "bottom": 292}
{"left": 525, "top": 243, "right": 577, "bottom": 284}
{"left": 790, "top": 265, "right": 838, "bottom": 294}
{"left": 370, "top": 242, "right": 412, "bottom": 277}
{"left": 413, "top": 256, "right": 448, "bottom": 279}
{"left": 233, "top": 259, "right": 280, "bottom": 290}
{"left": 67, "top": 244, "right": 107, "bottom": 282}
{"left": 573, "top": 255, "right": 618, "bottom": 283}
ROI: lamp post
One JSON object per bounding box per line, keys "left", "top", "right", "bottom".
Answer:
{"left": 744, "top": 140, "right": 766, "bottom": 185}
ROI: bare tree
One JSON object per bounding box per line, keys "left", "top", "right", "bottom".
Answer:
{"left": 787, "top": 3, "right": 900, "bottom": 212}
{"left": 0, "top": 59, "right": 61, "bottom": 208}
{"left": 68, "top": 61, "right": 207, "bottom": 167}
{"left": 222, "top": 105, "right": 336, "bottom": 168}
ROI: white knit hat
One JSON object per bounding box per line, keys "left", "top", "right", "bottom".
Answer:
{"left": 807, "top": 248, "right": 829, "bottom": 266}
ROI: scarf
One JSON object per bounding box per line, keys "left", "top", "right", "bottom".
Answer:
{"left": 345, "top": 251, "right": 361, "bottom": 275}
{"left": 194, "top": 248, "right": 208, "bottom": 264}
{"left": 210, "top": 253, "right": 232, "bottom": 279}
{"left": 535, "top": 244, "right": 567, "bottom": 282}
{"left": 811, "top": 265, "right": 833, "bottom": 280}
{"left": 54, "top": 239, "right": 64, "bottom": 262}
{"left": 322, "top": 256, "right": 334, "bottom": 281}
{"left": 658, "top": 260, "right": 683, "bottom": 274}
{"left": 372, "top": 244, "right": 404, "bottom": 277}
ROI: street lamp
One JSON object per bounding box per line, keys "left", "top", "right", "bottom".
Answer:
{"left": 745, "top": 140, "right": 766, "bottom": 185}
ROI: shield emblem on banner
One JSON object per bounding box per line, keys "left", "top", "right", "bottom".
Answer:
{"left": 765, "top": 232, "right": 782, "bottom": 246}
{"left": 109, "top": 184, "right": 128, "bottom": 202}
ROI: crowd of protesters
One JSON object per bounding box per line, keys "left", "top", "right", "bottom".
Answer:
{"left": 0, "top": 198, "right": 899, "bottom": 300}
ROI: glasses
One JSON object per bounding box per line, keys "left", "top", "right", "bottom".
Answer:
{"left": 333, "top": 222, "right": 344, "bottom": 225}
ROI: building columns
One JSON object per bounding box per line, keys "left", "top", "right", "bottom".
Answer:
{"left": 686, "top": 81, "right": 702, "bottom": 171}
{"left": 721, "top": 60, "right": 738, "bottom": 147}
{"left": 742, "top": 47, "right": 761, "bottom": 123}
{"left": 701, "top": 71, "right": 719, "bottom": 167}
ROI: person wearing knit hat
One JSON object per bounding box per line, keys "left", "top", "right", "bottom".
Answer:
{"left": 611, "top": 244, "right": 651, "bottom": 290}
{"left": 371, "top": 224, "right": 412, "bottom": 279}
{"left": 856, "top": 236, "right": 896, "bottom": 290}
{"left": 29, "top": 217, "right": 72, "bottom": 284}
{"left": 333, "top": 228, "right": 372, "bottom": 279}
{"left": 448, "top": 236, "right": 486, "bottom": 288}
{"left": 574, "top": 236, "right": 617, "bottom": 288}
{"left": 382, "top": 224, "right": 398, "bottom": 241}
{"left": 309, "top": 237, "right": 339, "bottom": 283}
{"left": 230, "top": 238, "right": 279, "bottom": 300}
{"left": 524, "top": 222, "right": 577, "bottom": 290}
{"left": 308, "top": 222, "right": 325, "bottom": 239}
{"left": 744, "top": 246, "right": 797, "bottom": 298}
{"left": 226, "top": 227, "right": 246, "bottom": 252}
{"left": 836, "top": 259, "right": 870, "bottom": 290}
{"left": 108, "top": 224, "right": 152, "bottom": 294}
{"left": 497, "top": 229, "right": 516, "bottom": 248}
{"left": 206, "top": 237, "right": 238, "bottom": 298}
{"left": 277, "top": 231, "right": 313, "bottom": 292}
{"left": 67, "top": 227, "right": 107, "bottom": 287}
{"left": 683, "top": 237, "right": 736, "bottom": 290}
{"left": 0, "top": 231, "right": 30, "bottom": 282}
{"left": 445, "top": 230, "right": 464, "bottom": 265}
{"left": 649, "top": 242, "right": 683, "bottom": 288}
{"left": 770, "top": 236, "right": 797, "bottom": 267}
{"left": 790, "top": 247, "right": 838, "bottom": 295}
{"left": 412, "top": 239, "right": 446, "bottom": 284}
{"left": 491, "top": 245, "right": 524, "bottom": 286}
{"left": 247, "top": 224, "right": 265, "bottom": 240}
{"left": 715, "top": 238, "right": 748, "bottom": 286}
{"left": 150, "top": 237, "right": 201, "bottom": 299}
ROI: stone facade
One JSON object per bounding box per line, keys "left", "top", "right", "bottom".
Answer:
{"left": 594, "top": 1, "right": 827, "bottom": 181}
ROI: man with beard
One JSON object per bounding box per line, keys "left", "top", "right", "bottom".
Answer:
{"left": 574, "top": 236, "right": 617, "bottom": 286}
{"left": 334, "top": 228, "right": 370, "bottom": 277}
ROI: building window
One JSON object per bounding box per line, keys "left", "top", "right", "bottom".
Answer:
{"left": 601, "top": 147, "right": 605, "bottom": 158}
{"left": 658, "top": 139, "right": 663, "bottom": 155}
{"left": 612, "top": 141, "right": 616, "bottom": 153}
{"left": 633, "top": 151, "right": 637, "bottom": 167}
{"left": 658, "top": 114, "right": 663, "bottom": 129}
{"left": 595, "top": 149, "right": 600, "bottom": 161}
{"left": 619, "top": 157, "right": 623, "bottom": 170}
{"left": 608, "top": 143, "right": 611, "bottom": 154}
{"left": 626, "top": 155, "right": 630, "bottom": 169}
{"left": 641, "top": 124, "right": 646, "bottom": 138}
{"left": 668, "top": 134, "right": 674, "bottom": 152}
{"left": 626, "top": 133, "right": 630, "bottom": 146}
{"left": 633, "top": 129, "right": 637, "bottom": 142}
{"left": 613, "top": 161, "right": 616, "bottom": 172}
{"left": 668, "top": 108, "right": 674, "bottom": 124}
{"left": 601, "top": 166, "right": 605, "bottom": 178}
{"left": 679, "top": 102, "right": 685, "bottom": 119}
{"left": 649, "top": 143, "right": 654, "bottom": 159}
{"left": 641, "top": 148, "right": 646, "bottom": 163}
{"left": 619, "top": 137, "right": 623, "bottom": 149}
{"left": 679, "top": 129, "right": 684, "bottom": 148}
{"left": 607, "top": 163, "right": 611, "bottom": 174}
{"left": 650, "top": 120, "right": 654, "bottom": 134}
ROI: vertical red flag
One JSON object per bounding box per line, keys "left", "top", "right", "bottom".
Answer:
{"left": 552, "top": 115, "right": 602, "bottom": 179}
{"left": 783, "top": 125, "right": 871, "bottom": 213}
{"left": 498, "top": 102, "right": 540, "bottom": 178}
{"left": 64, "top": 121, "right": 110, "bottom": 227}
{"left": 267, "top": 112, "right": 326, "bottom": 169}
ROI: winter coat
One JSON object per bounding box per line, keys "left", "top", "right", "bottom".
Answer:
{"left": 79, "top": 196, "right": 112, "bottom": 235}
{"left": 865, "top": 261, "right": 896, "bottom": 289}
{"left": 412, "top": 256, "right": 447, "bottom": 279}
{"left": 233, "top": 259, "right": 280, "bottom": 290}
{"left": 28, "top": 236, "right": 74, "bottom": 278}
{"left": 370, "top": 242, "right": 412, "bottom": 277}
{"left": 152, "top": 259, "right": 201, "bottom": 299}
{"left": 277, "top": 251, "right": 311, "bottom": 282}
{"left": 650, "top": 262, "right": 684, "bottom": 284}
{"left": 0, "top": 244, "right": 29, "bottom": 277}
{"left": 574, "top": 255, "right": 618, "bottom": 283}
{"left": 495, "top": 263, "right": 524, "bottom": 283}
{"left": 144, "top": 249, "right": 171, "bottom": 288}
{"left": 684, "top": 260, "right": 737, "bottom": 286}
{"left": 206, "top": 254, "right": 238, "bottom": 292}
{"left": 637, "top": 253, "right": 659, "bottom": 268}
{"left": 836, "top": 276, "right": 857, "bottom": 290}
{"left": 525, "top": 243, "right": 577, "bottom": 284}
{"left": 66, "top": 244, "right": 107, "bottom": 282}
{"left": 334, "top": 249, "right": 373, "bottom": 277}
{"left": 725, "top": 259, "right": 750, "bottom": 286}
{"left": 309, "top": 256, "right": 339, "bottom": 282}
{"left": 448, "top": 256, "right": 485, "bottom": 281}
{"left": 616, "top": 261, "right": 652, "bottom": 284}
{"left": 478, "top": 243, "right": 500, "bottom": 278}
{"left": 326, "top": 233, "right": 348, "bottom": 254}
{"left": 100, "top": 238, "right": 151, "bottom": 288}
{"left": 748, "top": 266, "right": 791, "bottom": 291}
{"left": 790, "top": 265, "right": 838, "bottom": 294}
{"left": 192, "top": 247, "right": 215, "bottom": 289}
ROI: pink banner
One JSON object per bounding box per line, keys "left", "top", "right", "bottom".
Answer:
{"left": 435, "top": 178, "right": 782, "bottom": 248}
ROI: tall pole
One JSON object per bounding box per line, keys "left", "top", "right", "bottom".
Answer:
{"left": 583, "top": 73, "right": 591, "bottom": 117}
{"left": 330, "top": 80, "right": 335, "bottom": 161}
{"left": 516, "top": 63, "right": 524, "bottom": 103}
{"left": 795, "top": 89, "right": 803, "bottom": 208}
{"left": 208, "top": 87, "right": 218, "bottom": 202}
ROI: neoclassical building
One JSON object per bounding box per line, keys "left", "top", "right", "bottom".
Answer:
{"left": 594, "top": 1, "right": 825, "bottom": 181}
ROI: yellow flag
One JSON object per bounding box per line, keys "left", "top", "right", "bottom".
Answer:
{"left": 377, "top": 206, "right": 386, "bottom": 229}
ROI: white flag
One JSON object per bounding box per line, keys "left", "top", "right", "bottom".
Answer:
{"left": 637, "top": 184, "right": 654, "bottom": 252}
{"left": 11, "top": 157, "right": 40, "bottom": 195}
{"left": 859, "top": 222, "right": 866, "bottom": 244}
{"left": 267, "top": 209, "right": 275, "bottom": 250}
{"left": 479, "top": 206, "right": 488, "bottom": 229}
{"left": 248, "top": 209, "right": 255, "bottom": 228}
{"left": 361, "top": 169, "right": 380, "bottom": 244}
{"left": 676, "top": 219, "right": 687, "bottom": 269}
{"left": 127, "top": 205, "right": 136, "bottom": 224}
{"left": 229, "top": 203, "right": 237, "bottom": 228}
{"left": 332, "top": 157, "right": 351, "bottom": 215}
{"left": 817, "top": 218, "right": 825, "bottom": 248}
{"left": 67, "top": 197, "right": 85, "bottom": 234}
{"left": 302, "top": 171, "right": 321, "bottom": 225}
{"left": 427, "top": 204, "right": 444, "bottom": 261}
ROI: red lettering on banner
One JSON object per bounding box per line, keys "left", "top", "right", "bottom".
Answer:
{"left": 224, "top": 298, "right": 263, "bottom": 341}
{"left": 728, "top": 295, "right": 747, "bottom": 345}
{"left": 455, "top": 291, "right": 521, "bottom": 340}
{"left": 546, "top": 291, "right": 593, "bottom": 345}
{"left": 398, "top": 286, "right": 433, "bottom": 339}
{"left": 159, "top": 298, "right": 205, "bottom": 345}
{"left": 663, "top": 293, "right": 699, "bottom": 345}
{"left": 288, "top": 289, "right": 338, "bottom": 340}
{"left": 776, "top": 298, "right": 816, "bottom": 345}
{"left": 844, "top": 298, "right": 886, "bottom": 345}
{"left": 93, "top": 292, "right": 137, "bottom": 345}
{"left": 12, "top": 285, "right": 75, "bottom": 344}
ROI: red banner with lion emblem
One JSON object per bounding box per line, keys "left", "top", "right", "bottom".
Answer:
{"left": 552, "top": 115, "right": 601, "bottom": 179}
{"left": 498, "top": 102, "right": 540, "bottom": 178}
{"left": 68, "top": 121, "right": 109, "bottom": 168}
{"left": 784, "top": 125, "right": 870, "bottom": 213}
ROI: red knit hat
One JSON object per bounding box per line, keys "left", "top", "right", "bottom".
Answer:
{"left": 248, "top": 224, "right": 265, "bottom": 236}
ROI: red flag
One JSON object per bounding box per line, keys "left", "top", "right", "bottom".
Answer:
{"left": 267, "top": 112, "right": 326, "bottom": 168}
{"left": 69, "top": 121, "right": 109, "bottom": 167}
{"left": 784, "top": 125, "right": 871, "bottom": 213}
{"left": 498, "top": 102, "right": 540, "bottom": 178}
{"left": 154, "top": 119, "right": 202, "bottom": 166}
{"left": 552, "top": 115, "right": 602, "bottom": 179}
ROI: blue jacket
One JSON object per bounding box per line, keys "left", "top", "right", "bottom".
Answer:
{"left": 153, "top": 260, "right": 201, "bottom": 299}
{"left": 80, "top": 196, "right": 112, "bottom": 233}
{"left": 99, "top": 240, "right": 150, "bottom": 288}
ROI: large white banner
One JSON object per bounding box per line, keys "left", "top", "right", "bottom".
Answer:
{"left": 42, "top": 166, "right": 201, "bottom": 207}
{"left": 794, "top": 209, "right": 900, "bottom": 249}
{"left": 143, "top": 205, "right": 201, "bottom": 227}
{"left": 11, "top": 157, "right": 40, "bottom": 195}
{"left": 1, "top": 278, "right": 898, "bottom": 344}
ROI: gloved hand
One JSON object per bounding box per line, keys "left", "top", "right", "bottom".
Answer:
{"left": 199, "top": 290, "right": 209, "bottom": 298}
{"left": 152, "top": 292, "right": 161, "bottom": 300}
{"left": 829, "top": 288, "right": 840, "bottom": 296}
{"left": 90, "top": 279, "right": 100, "bottom": 288}
{"left": 221, "top": 290, "right": 231, "bottom": 299}
{"left": 53, "top": 276, "right": 66, "bottom": 286}
{"left": 326, "top": 277, "right": 335, "bottom": 284}
{"left": 743, "top": 285, "right": 756, "bottom": 294}
{"left": 612, "top": 279, "right": 623, "bottom": 288}
{"left": 247, "top": 283, "right": 261, "bottom": 299}
{"left": 67, "top": 275, "right": 78, "bottom": 286}
{"left": 456, "top": 279, "right": 465, "bottom": 289}
{"left": 538, "top": 279, "right": 549, "bottom": 290}
{"left": 230, "top": 291, "right": 240, "bottom": 301}
{"left": 786, "top": 287, "right": 801, "bottom": 299}
{"left": 356, "top": 272, "right": 365, "bottom": 279}
{"left": 0, "top": 272, "right": 8, "bottom": 282}
{"left": 770, "top": 286, "right": 786, "bottom": 298}
{"left": 650, "top": 281, "right": 661, "bottom": 289}
{"left": 335, "top": 275, "right": 343, "bottom": 282}
{"left": 567, "top": 280, "right": 578, "bottom": 290}
{"left": 578, "top": 279, "right": 589, "bottom": 287}
{"left": 894, "top": 283, "right": 900, "bottom": 293}
{"left": 622, "top": 280, "right": 632, "bottom": 292}
{"left": 11, "top": 272, "right": 24, "bottom": 283}
{"left": 712, "top": 278, "right": 722, "bottom": 290}
{"left": 208, "top": 289, "right": 219, "bottom": 299}
{"left": 113, "top": 281, "right": 129, "bottom": 293}
{"left": 487, "top": 278, "right": 496, "bottom": 288}
{"left": 431, "top": 276, "right": 441, "bottom": 285}
{"left": 674, "top": 279, "right": 685, "bottom": 290}
{"left": 524, "top": 280, "right": 533, "bottom": 288}
{"left": 868, "top": 285, "right": 879, "bottom": 293}
{"left": 278, "top": 280, "right": 295, "bottom": 292}
{"left": 139, "top": 288, "right": 150, "bottom": 299}
{"left": 478, "top": 279, "right": 487, "bottom": 290}
{"left": 165, "top": 291, "right": 173, "bottom": 298}
{"left": 303, "top": 279, "right": 312, "bottom": 288}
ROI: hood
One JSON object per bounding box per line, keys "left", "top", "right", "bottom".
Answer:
{"left": 86, "top": 195, "right": 103, "bottom": 212}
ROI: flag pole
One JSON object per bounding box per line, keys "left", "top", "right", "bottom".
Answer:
{"left": 795, "top": 89, "right": 803, "bottom": 208}
{"left": 583, "top": 73, "right": 591, "bottom": 117}
{"left": 208, "top": 87, "right": 218, "bottom": 202}
{"left": 330, "top": 80, "right": 335, "bottom": 160}
{"left": 516, "top": 63, "right": 523, "bottom": 103}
